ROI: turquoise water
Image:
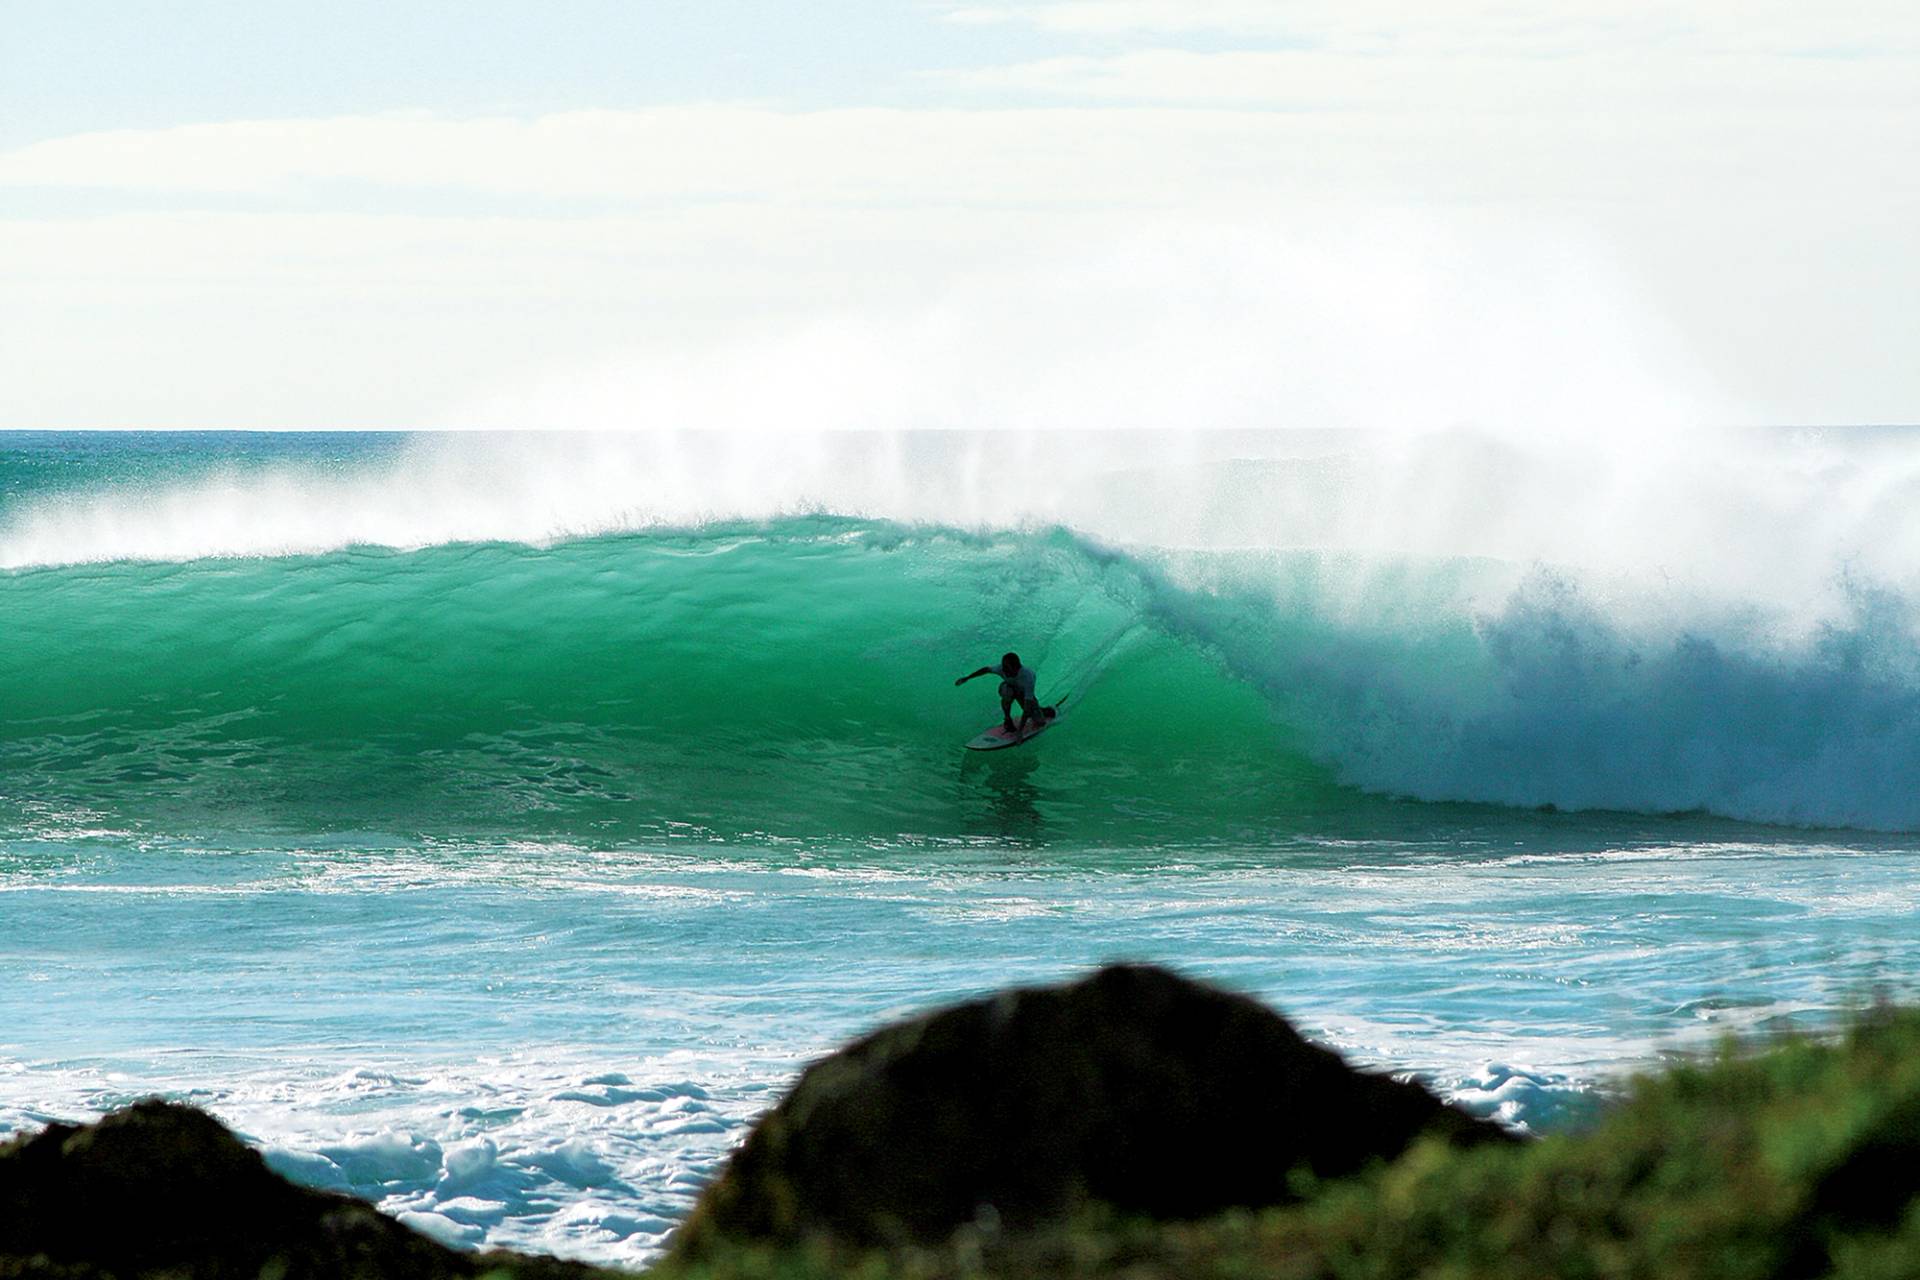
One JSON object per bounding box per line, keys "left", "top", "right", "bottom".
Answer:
{"left": 3, "top": 430, "right": 1919, "bottom": 1264}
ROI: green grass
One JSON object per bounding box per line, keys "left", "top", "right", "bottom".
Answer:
{"left": 650, "top": 1012, "right": 1920, "bottom": 1280}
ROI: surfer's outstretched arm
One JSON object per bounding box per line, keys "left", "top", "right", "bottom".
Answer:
{"left": 954, "top": 667, "right": 996, "bottom": 686}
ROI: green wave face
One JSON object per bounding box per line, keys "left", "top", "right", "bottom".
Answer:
{"left": 16, "top": 432, "right": 1920, "bottom": 842}
{"left": 1, "top": 520, "right": 1340, "bottom": 848}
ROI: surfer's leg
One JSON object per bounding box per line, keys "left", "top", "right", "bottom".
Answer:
{"left": 1017, "top": 695, "right": 1040, "bottom": 734}
{"left": 1000, "top": 693, "right": 1017, "bottom": 733}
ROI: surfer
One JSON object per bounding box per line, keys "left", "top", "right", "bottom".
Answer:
{"left": 955, "top": 651, "right": 1048, "bottom": 737}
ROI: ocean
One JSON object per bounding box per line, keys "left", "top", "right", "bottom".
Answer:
{"left": 3, "top": 428, "right": 1918, "bottom": 1264}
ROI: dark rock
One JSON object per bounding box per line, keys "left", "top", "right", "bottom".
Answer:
{"left": 1777, "top": 1093, "right": 1920, "bottom": 1278}
{"left": 1804, "top": 1094, "right": 1920, "bottom": 1231}
{"left": 0, "top": 1099, "right": 602, "bottom": 1279}
{"left": 675, "top": 963, "right": 1515, "bottom": 1252}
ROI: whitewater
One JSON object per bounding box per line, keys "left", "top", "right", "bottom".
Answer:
{"left": 4, "top": 428, "right": 1920, "bottom": 1265}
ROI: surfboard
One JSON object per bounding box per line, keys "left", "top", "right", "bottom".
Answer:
{"left": 964, "top": 704, "right": 1063, "bottom": 751}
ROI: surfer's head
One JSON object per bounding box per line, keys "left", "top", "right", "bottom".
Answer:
{"left": 1001, "top": 652, "right": 1021, "bottom": 675}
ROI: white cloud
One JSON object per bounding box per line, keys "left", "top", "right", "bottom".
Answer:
{"left": 0, "top": 107, "right": 1324, "bottom": 206}
{"left": 5, "top": 62, "right": 1909, "bottom": 219}
{"left": 931, "top": 45, "right": 1920, "bottom": 121}
{"left": 1, "top": 55, "right": 1915, "bottom": 428}
{"left": 1, "top": 200, "right": 1742, "bottom": 431}
{"left": 942, "top": 0, "right": 1920, "bottom": 57}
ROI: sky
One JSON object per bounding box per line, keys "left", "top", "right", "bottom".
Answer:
{"left": 2, "top": 1, "right": 1916, "bottom": 430}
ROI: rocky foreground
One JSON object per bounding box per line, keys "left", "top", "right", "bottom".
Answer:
{"left": 6, "top": 964, "right": 1920, "bottom": 1279}
{"left": 0, "top": 1097, "right": 598, "bottom": 1280}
